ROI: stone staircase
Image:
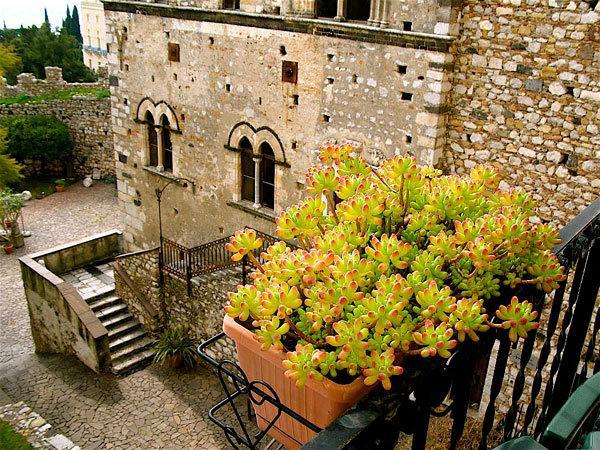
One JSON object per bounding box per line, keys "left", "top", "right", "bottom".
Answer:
{"left": 86, "top": 288, "right": 156, "bottom": 375}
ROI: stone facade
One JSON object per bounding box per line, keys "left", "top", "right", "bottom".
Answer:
{"left": 444, "top": 0, "right": 600, "bottom": 224}
{"left": 105, "top": 0, "right": 456, "bottom": 251}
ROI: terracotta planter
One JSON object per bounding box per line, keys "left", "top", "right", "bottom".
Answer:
{"left": 223, "top": 315, "right": 372, "bottom": 449}
{"left": 3, "top": 243, "right": 14, "bottom": 255}
{"left": 55, "top": 185, "right": 65, "bottom": 192}
{"left": 167, "top": 353, "right": 183, "bottom": 369}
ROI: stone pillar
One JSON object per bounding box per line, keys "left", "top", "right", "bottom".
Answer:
{"left": 44, "top": 66, "right": 64, "bottom": 83}
{"left": 156, "top": 128, "right": 164, "bottom": 172}
{"left": 368, "top": 0, "right": 378, "bottom": 25}
{"left": 379, "top": 0, "right": 389, "bottom": 28}
{"left": 253, "top": 157, "right": 261, "bottom": 208}
{"left": 335, "top": 0, "right": 346, "bottom": 21}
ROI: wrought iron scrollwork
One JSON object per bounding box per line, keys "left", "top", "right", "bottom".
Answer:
{"left": 197, "top": 333, "right": 321, "bottom": 450}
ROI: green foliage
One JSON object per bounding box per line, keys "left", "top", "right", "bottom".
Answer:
{"left": 0, "top": 128, "right": 22, "bottom": 188}
{"left": 0, "top": 189, "right": 24, "bottom": 232}
{"left": 0, "top": 23, "right": 96, "bottom": 83}
{"left": 225, "top": 144, "right": 565, "bottom": 389}
{"left": 63, "top": 5, "right": 83, "bottom": 44}
{"left": 153, "top": 328, "right": 197, "bottom": 370}
{"left": 0, "top": 42, "right": 22, "bottom": 81}
{"left": 54, "top": 178, "right": 68, "bottom": 187}
{"left": 0, "top": 87, "right": 109, "bottom": 105}
{"left": 1, "top": 115, "right": 73, "bottom": 163}
{"left": 0, "top": 420, "right": 34, "bottom": 450}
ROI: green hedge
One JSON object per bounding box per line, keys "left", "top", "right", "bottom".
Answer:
{"left": 0, "top": 115, "right": 73, "bottom": 162}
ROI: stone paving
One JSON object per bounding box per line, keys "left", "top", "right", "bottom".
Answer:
{"left": 0, "top": 183, "right": 249, "bottom": 449}
{"left": 62, "top": 263, "right": 116, "bottom": 300}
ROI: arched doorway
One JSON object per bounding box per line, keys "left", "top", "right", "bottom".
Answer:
{"left": 317, "top": 0, "right": 337, "bottom": 18}
{"left": 347, "top": 0, "right": 370, "bottom": 21}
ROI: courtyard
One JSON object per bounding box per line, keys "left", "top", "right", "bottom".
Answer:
{"left": 0, "top": 184, "right": 233, "bottom": 449}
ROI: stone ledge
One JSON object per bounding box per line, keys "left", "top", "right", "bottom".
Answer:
{"left": 103, "top": 1, "right": 455, "bottom": 52}
{"left": 226, "top": 200, "right": 276, "bottom": 222}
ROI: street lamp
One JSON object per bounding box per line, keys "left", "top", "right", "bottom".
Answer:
{"left": 155, "top": 176, "right": 195, "bottom": 288}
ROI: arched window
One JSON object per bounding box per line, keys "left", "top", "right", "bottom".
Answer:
{"left": 146, "top": 112, "right": 158, "bottom": 167}
{"left": 239, "top": 137, "right": 255, "bottom": 203}
{"left": 260, "top": 143, "right": 275, "bottom": 210}
{"left": 161, "top": 115, "right": 173, "bottom": 172}
{"left": 317, "top": 0, "right": 337, "bottom": 18}
{"left": 347, "top": 0, "right": 370, "bottom": 21}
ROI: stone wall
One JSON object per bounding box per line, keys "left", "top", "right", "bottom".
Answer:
{"left": 0, "top": 402, "right": 79, "bottom": 450}
{"left": 444, "top": 0, "right": 600, "bottom": 225}
{"left": 19, "top": 231, "right": 124, "bottom": 373}
{"left": 105, "top": 4, "right": 454, "bottom": 250}
{"left": 114, "top": 248, "right": 163, "bottom": 332}
{"left": 0, "top": 67, "right": 114, "bottom": 179}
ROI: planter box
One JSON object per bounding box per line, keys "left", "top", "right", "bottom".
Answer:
{"left": 223, "top": 315, "right": 372, "bottom": 449}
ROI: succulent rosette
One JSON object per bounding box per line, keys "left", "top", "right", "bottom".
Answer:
{"left": 224, "top": 144, "right": 565, "bottom": 389}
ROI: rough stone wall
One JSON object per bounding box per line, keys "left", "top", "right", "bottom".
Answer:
{"left": 0, "top": 98, "right": 114, "bottom": 178}
{"left": 0, "top": 66, "right": 105, "bottom": 99}
{"left": 106, "top": 8, "right": 452, "bottom": 250}
{"left": 0, "top": 403, "right": 79, "bottom": 450}
{"left": 114, "top": 248, "right": 163, "bottom": 332}
{"left": 444, "top": 0, "right": 600, "bottom": 225}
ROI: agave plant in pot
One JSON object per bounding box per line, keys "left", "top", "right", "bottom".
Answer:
{"left": 153, "top": 327, "right": 197, "bottom": 370}
{"left": 223, "top": 144, "right": 565, "bottom": 449}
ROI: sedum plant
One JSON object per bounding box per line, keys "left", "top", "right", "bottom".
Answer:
{"left": 225, "top": 144, "right": 565, "bottom": 389}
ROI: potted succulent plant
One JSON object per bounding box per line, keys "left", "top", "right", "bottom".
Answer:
{"left": 54, "top": 179, "right": 68, "bottom": 192}
{"left": 223, "top": 144, "right": 565, "bottom": 448}
{"left": 153, "top": 328, "right": 198, "bottom": 370}
{"left": 3, "top": 240, "right": 14, "bottom": 254}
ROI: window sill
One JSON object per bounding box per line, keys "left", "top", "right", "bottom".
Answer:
{"left": 227, "top": 200, "right": 277, "bottom": 223}
{"left": 143, "top": 166, "right": 189, "bottom": 187}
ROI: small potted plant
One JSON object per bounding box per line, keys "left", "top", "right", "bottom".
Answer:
{"left": 0, "top": 190, "right": 24, "bottom": 249}
{"left": 2, "top": 238, "right": 13, "bottom": 254}
{"left": 54, "top": 179, "right": 68, "bottom": 192}
{"left": 223, "top": 143, "right": 565, "bottom": 448}
{"left": 153, "top": 328, "right": 198, "bottom": 369}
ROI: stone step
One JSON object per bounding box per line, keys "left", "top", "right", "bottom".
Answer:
{"left": 107, "top": 319, "right": 141, "bottom": 339}
{"left": 110, "top": 336, "right": 155, "bottom": 361}
{"left": 102, "top": 312, "right": 134, "bottom": 329}
{"left": 89, "top": 295, "right": 121, "bottom": 312}
{"left": 111, "top": 348, "right": 155, "bottom": 375}
{"left": 109, "top": 329, "right": 147, "bottom": 351}
{"left": 80, "top": 284, "right": 115, "bottom": 301}
{"left": 95, "top": 303, "right": 128, "bottom": 320}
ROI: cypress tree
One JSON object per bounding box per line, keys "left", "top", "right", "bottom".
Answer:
{"left": 63, "top": 6, "right": 71, "bottom": 31}
{"left": 44, "top": 8, "right": 50, "bottom": 27}
{"left": 71, "top": 6, "right": 83, "bottom": 44}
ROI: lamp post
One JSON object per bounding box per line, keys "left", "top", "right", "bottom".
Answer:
{"left": 155, "top": 176, "right": 195, "bottom": 289}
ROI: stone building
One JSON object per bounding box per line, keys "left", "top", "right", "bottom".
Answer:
{"left": 103, "top": 0, "right": 599, "bottom": 251}
{"left": 82, "top": 0, "right": 109, "bottom": 71}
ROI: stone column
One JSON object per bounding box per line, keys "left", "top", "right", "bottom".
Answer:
{"left": 253, "top": 157, "right": 261, "bottom": 208}
{"left": 368, "top": 0, "right": 378, "bottom": 25}
{"left": 379, "top": 0, "right": 389, "bottom": 28}
{"left": 156, "top": 128, "right": 164, "bottom": 172}
{"left": 335, "top": 0, "right": 346, "bottom": 21}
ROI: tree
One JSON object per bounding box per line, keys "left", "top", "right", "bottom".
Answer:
{"left": 1, "top": 116, "right": 73, "bottom": 175}
{"left": 0, "top": 42, "right": 22, "bottom": 83}
{"left": 44, "top": 8, "right": 50, "bottom": 27}
{"left": 0, "top": 128, "right": 23, "bottom": 189}
{"left": 63, "top": 6, "right": 72, "bottom": 32}
{"left": 0, "top": 24, "right": 96, "bottom": 82}
{"left": 70, "top": 6, "right": 83, "bottom": 44}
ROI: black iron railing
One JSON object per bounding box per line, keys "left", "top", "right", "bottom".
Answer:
{"left": 306, "top": 197, "right": 600, "bottom": 450}
{"left": 196, "top": 198, "right": 599, "bottom": 450}
{"left": 161, "top": 228, "right": 285, "bottom": 294}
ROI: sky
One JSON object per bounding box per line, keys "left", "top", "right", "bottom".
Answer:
{"left": 0, "top": 0, "right": 81, "bottom": 30}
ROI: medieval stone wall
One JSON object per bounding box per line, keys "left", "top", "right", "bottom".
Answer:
{"left": 106, "top": 7, "right": 452, "bottom": 250}
{"left": 444, "top": 0, "right": 600, "bottom": 225}
{"left": 0, "top": 98, "right": 113, "bottom": 178}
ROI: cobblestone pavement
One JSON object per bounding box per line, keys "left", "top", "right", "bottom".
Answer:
{"left": 0, "top": 183, "right": 240, "bottom": 449}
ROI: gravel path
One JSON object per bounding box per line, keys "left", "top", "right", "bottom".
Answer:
{"left": 0, "top": 183, "right": 239, "bottom": 449}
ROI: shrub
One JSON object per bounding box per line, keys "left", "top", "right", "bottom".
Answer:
{"left": 225, "top": 143, "right": 565, "bottom": 389}
{"left": 153, "top": 328, "right": 198, "bottom": 370}
{"left": 0, "top": 128, "right": 22, "bottom": 188}
{"left": 1, "top": 115, "right": 73, "bottom": 164}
